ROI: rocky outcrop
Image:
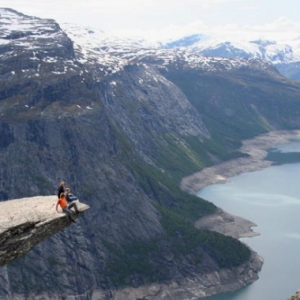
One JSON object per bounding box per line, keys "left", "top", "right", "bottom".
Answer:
{"left": 0, "top": 196, "right": 89, "bottom": 267}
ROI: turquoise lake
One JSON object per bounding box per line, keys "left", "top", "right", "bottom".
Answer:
{"left": 197, "top": 142, "right": 300, "bottom": 300}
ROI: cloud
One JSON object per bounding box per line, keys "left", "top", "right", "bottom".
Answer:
{"left": 1, "top": 0, "right": 300, "bottom": 42}
{"left": 144, "top": 16, "right": 300, "bottom": 42}
{"left": 238, "top": 6, "right": 260, "bottom": 11}
{"left": 199, "top": 0, "right": 244, "bottom": 7}
{"left": 245, "top": 17, "right": 300, "bottom": 37}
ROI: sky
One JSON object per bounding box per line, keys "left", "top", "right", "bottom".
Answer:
{"left": 0, "top": 0, "right": 300, "bottom": 41}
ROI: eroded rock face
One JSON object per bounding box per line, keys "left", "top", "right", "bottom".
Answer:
{"left": 0, "top": 196, "right": 89, "bottom": 267}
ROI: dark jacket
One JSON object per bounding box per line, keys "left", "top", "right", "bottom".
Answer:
{"left": 57, "top": 186, "right": 65, "bottom": 198}
{"left": 66, "top": 192, "right": 71, "bottom": 202}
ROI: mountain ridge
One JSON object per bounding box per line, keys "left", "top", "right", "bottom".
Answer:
{"left": 60, "top": 21, "right": 300, "bottom": 80}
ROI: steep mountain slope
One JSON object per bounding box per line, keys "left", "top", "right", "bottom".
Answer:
{"left": 116, "top": 49, "right": 300, "bottom": 165}
{"left": 1, "top": 8, "right": 300, "bottom": 300}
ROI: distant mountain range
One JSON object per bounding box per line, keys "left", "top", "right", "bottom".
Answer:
{"left": 160, "top": 34, "right": 300, "bottom": 63}
{"left": 61, "top": 23, "right": 300, "bottom": 80}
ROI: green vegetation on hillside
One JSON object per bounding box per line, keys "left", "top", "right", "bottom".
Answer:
{"left": 105, "top": 205, "right": 251, "bottom": 286}
{"left": 129, "top": 159, "right": 216, "bottom": 221}
{"left": 162, "top": 70, "right": 271, "bottom": 142}
{"left": 104, "top": 65, "right": 300, "bottom": 287}
{"left": 151, "top": 133, "right": 248, "bottom": 183}
{"left": 107, "top": 125, "right": 252, "bottom": 286}
{"left": 152, "top": 134, "right": 204, "bottom": 180}
{"left": 158, "top": 206, "right": 251, "bottom": 268}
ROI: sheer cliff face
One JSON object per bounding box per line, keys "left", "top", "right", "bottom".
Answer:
{"left": 0, "top": 8, "right": 300, "bottom": 300}
{"left": 0, "top": 8, "right": 209, "bottom": 298}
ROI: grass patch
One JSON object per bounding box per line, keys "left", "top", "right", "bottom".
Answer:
{"left": 127, "top": 159, "right": 216, "bottom": 221}
{"left": 151, "top": 134, "right": 205, "bottom": 180}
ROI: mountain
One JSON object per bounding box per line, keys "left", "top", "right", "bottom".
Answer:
{"left": 1, "top": 8, "right": 300, "bottom": 299}
{"left": 276, "top": 61, "right": 300, "bottom": 81}
{"left": 158, "top": 33, "right": 300, "bottom": 80}
{"left": 160, "top": 35, "right": 298, "bottom": 63}
{"left": 163, "top": 34, "right": 208, "bottom": 49}
{"left": 61, "top": 23, "right": 300, "bottom": 81}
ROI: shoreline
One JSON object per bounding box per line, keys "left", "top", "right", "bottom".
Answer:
{"left": 195, "top": 207, "right": 260, "bottom": 239}
{"left": 181, "top": 130, "right": 300, "bottom": 194}
{"left": 182, "top": 130, "right": 300, "bottom": 239}
{"left": 104, "top": 130, "right": 300, "bottom": 300}
{"left": 91, "top": 131, "right": 298, "bottom": 299}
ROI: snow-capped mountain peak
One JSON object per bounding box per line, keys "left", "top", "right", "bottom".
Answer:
{"left": 1, "top": 8, "right": 299, "bottom": 80}
{"left": 159, "top": 33, "right": 300, "bottom": 64}
{"left": 0, "top": 8, "right": 59, "bottom": 41}
{"left": 60, "top": 23, "right": 272, "bottom": 75}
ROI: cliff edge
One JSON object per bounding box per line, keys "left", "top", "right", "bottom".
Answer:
{"left": 0, "top": 196, "right": 89, "bottom": 267}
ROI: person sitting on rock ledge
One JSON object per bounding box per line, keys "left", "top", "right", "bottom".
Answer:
{"left": 56, "top": 193, "right": 79, "bottom": 223}
{"left": 65, "top": 187, "right": 78, "bottom": 202}
{"left": 57, "top": 181, "right": 65, "bottom": 199}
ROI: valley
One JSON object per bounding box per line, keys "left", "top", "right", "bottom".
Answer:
{"left": 0, "top": 8, "right": 300, "bottom": 299}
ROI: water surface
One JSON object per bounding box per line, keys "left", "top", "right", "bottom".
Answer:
{"left": 197, "top": 143, "right": 300, "bottom": 300}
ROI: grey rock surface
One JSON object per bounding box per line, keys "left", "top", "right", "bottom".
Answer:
{"left": 0, "top": 196, "right": 89, "bottom": 267}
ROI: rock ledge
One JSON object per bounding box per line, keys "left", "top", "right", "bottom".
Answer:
{"left": 0, "top": 196, "right": 89, "bottom": 267}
